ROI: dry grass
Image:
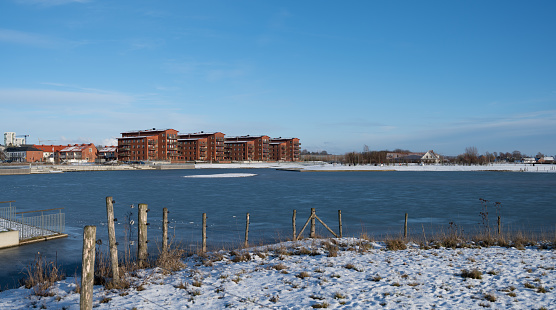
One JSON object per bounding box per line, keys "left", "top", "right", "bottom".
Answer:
{"left": 385, "top": 238, "right": 407, "bottom": 251}
{"left": 296, "top": 271, "right": 311, "bottom": 279}
{"left": 21, "top": 254, "right": 65, "bottom": 297}
{"left": 461, "top": 269, "right": 482, "bottom": 280}
{"left": 155, "top": 242, "right": 186, "bottom": 274}
{"left": 230, "top": 251, "right": 252, "bottom": 263}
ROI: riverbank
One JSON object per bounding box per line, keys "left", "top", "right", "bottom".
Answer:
{"left": 0, "top": 162, "right": 553, "bottom": 175}
{"left": 0, "top": 237, "right": 554, "bottom": 309}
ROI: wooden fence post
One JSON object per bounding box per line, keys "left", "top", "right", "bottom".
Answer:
{"left": 162, "top": 208, "right": 168, "bottom": 253}
{"left": 202, "top": 213, "right": 207, "bottom": 253}
{"left": 310, "top": 208, "right": 316, "bottom": 238}
{"left": 338, "top": 210, "right": 342, "bottom": 238}
{"left": 80, "top": 225, "right": 96, "bottom": 310}
{"left": 497, "top": 216, "right": 501, "bottom": 236}
{"left": 245, "top": 213, "right": 250, "bottom": 248}
{"left": 137, "top": 204, "right": 148, "bottom": 268}
{"left": 105, "top": 197, "right": 119, "bottom": 285}
{"left": 292, "top": 210, "right": 297, "bottom": 241}
{"left": 404, "top": 213, "right": 408, "bottom": 238}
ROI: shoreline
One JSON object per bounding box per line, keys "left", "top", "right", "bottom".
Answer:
{"left": 0, "top": 162, "right": 554, "bottom": 175}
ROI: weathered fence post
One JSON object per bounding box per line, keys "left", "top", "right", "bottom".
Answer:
{"left": 80, "top": 225, "right": 96, "bottom": 310}
{"left": 137, "top": 204, "right": 148, "bottom": 268}
{"left": 404, "top": 213, "right": 408, "bottom": 238}
{"left": 292, "top": 210, "right": 297, "bottom": 241}
{"left": 338, "top": 210, "right": 342, "bottom": 238}
{"left": 202, "top": 213, "right": 207, "bottom": 253}
{"left": 310, "top": 208, "right": 316, "bottom": 238}
{"left": 497, "top": 216, "right": 501, "bottom": 236}
{"left": 162, "top": 208, "right": 168, "bottom": 253}
{"left": 105, "top": 197, "right": 119, "bottom": 285}
{"left": 244, "top": 213, "right": 250, "bottom": 248}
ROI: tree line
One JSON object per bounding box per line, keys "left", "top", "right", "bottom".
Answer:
{"left": 301, "top": 146, "right": 547, "bottom": 165}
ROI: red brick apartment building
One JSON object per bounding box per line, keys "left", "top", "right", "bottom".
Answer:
{"left": 225, "top": 135, "right": 270, "bottom": 161}
{"left": 177, "top": 132, "right": 225, "bottom": 162}
{"left": 224, "top": 140, "right": 255, "bottom": 161}
{"left": 269, "top": 137, "right": 301, "bottom": 161}
{"left": 118, "top": 128, "right": 178, "bottom": 162}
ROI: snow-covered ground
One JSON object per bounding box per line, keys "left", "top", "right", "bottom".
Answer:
{"left": 1, "top": 238, "right": 554, "bottom": 309}
{"left": 196, "top": 162, "right": 556, "bottom": 173}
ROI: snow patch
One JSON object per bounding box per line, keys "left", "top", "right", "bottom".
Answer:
{"left": 184, "top": 173, "right": 257, "bottom": 178}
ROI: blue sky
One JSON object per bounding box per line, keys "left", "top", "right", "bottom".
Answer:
{"left": 1, "top": 0, "right": 555, "bottom": 156}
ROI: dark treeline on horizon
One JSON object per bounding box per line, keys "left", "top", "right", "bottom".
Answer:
{"left": 301, "top": 146, "right": 553, "bottom": 165}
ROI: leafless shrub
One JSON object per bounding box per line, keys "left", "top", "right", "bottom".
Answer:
{"left": 385, "top": 238, "right": 407, "bottom": 251}
{"left": 156, "top": 242, "right": 186, "bottom": 274}
{"left": 21, "top": 253, "right": 65, "bottom": 297}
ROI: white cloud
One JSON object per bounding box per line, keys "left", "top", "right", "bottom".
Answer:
{"left": 0, "top": 88, "right": 133, "bottom": 107}
{"left": 0, "top": 28, "right": 56, "bottom": 47}
{"left": 15, "top": 0, "right": 90, "bottom": 6}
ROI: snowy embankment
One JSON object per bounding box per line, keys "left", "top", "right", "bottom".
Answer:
{"left": 1, "top": 238, "right": 554, "bottom": 309}
{"left": 196, "top": 162, "right": 556, "bottom": 173}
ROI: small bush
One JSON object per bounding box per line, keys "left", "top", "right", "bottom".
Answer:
{"left": 537, "top": 286, "right": 548, "bottom": 293}
{"left": 333, "top": 292, "right": 346, "bottom": 299}
{"left": 484, "top": 293, "right": 496, "bottom": 302}
{"left": 297, "top": 271, "right": 311, "bottom": 279}
{"left": 461, "top": 269, "right": 482, "bottom": 279}
{"left": 371, "top": 275, "right": 382, "bottom": 282}
{"left": 312, "top": 301, "right": 329, "bottom": 308}
{"left": 22, "top": 254, "right": 65, "bottom": 297}
{"left": 231, "top": 251, "right": 251, "bottom": 263}
{"left": 272, "top": 263, "right": 287, "bottom": 271}
{"left": 100, "top": 297, "right": 112, "bottom": 304}
{"left": 524, "top": 282, "right": 536, "bottom": 289}
{"left": 175, "top": 282, "right": 187, "bottom": 290}
{"left": 324, "top": 242, "right": 339, "bottom": 257}
{"left": 385, "top": 238, "right": 407, "bottom": 251}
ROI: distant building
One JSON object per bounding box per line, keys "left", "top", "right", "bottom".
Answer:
{"left": 226, "top": 135, "right": 270, "bottom": 161}
{"left": 538, "top": 156, "right": 554, "bottom": 164}
{"left": 4, "top": 132, "right": 26, "bottom": 147}
{"left": 269, "top": 137, "right": 301, "bottom": 161}
{"left": 97, "top": 146, "right": 118, "bottom": 163}
{"left": 5, "top": 145, "right": 43, "bottom": 162}
{"left": 387, "top": 152, "right": 426, "bottom": 163}
{"left": 34, "top": 145, "right": 68, "bottom": 163}
{"left": 118, "top": 128, "right": 179, "bottom": 162}
{"left": 224, "top": 140, "right": 255, "bottom": 161}
{"left": 59, "top": 144, "right": 98, "bottom": 163}
{"left": 178, "top": 132, "right": 225, "bottom": 162}
{"left": 421, "top": 150, "right": 441, "bottom": 164}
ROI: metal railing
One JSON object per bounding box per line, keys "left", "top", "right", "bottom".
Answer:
{"left": 0, "top": 201, "right": 65, "bottom": 240}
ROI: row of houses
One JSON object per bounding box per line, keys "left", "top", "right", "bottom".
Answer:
{"left": 1, "top": 129, "right": 301, "bottom": 163}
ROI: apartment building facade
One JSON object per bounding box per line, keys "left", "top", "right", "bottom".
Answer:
{"left": 177, "top": 132, "right": 225, "bottom": 162}
{"left": 225, "top": 135, "right": 270, "bottom": 161}
{"left": 224, "top": 140, "right": 255, "bottom": 161}
{"left": 118, "top": 128, "right": 178, "bottom": 162}
{"left": 269, "top": 137, "right": 301, "bottom": 161}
